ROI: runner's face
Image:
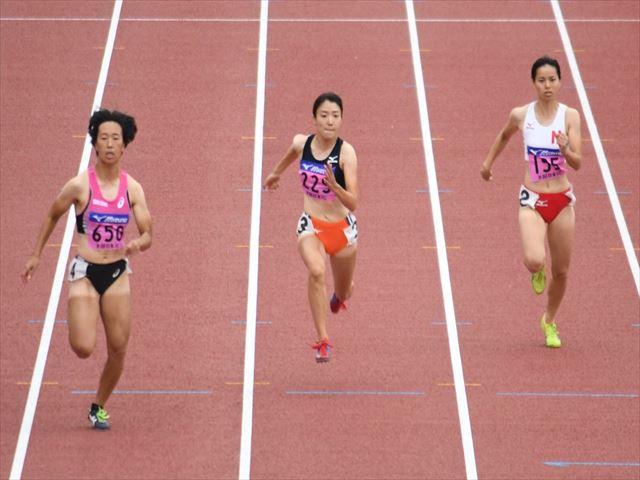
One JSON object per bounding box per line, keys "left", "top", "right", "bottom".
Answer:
{"left": 313, "top": 101, "right": 342, "bottom": 140}
{"left": 533, "top": 64, "right": 561, "bottom": 101}
{"left": 95, "top": 121, "right": 125, "bottom": 164}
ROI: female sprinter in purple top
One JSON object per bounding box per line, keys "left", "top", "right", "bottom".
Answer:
{"left": 264, "top": 92, "right": 359, "bottom": 363}
{"left": 23, "top": 109, "right": 153, "bottom": 428}
{"left": 481, "top": 56, "right": 582, "bottom": 348}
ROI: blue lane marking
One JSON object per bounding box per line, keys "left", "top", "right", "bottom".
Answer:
{"left": 545, "top": 460, "right": 640, "bottom": 468}
{"left": 244, "top": 82, "right": 276, "bottom": 88}
{"left": 29, "top": 319, "right": 67, "bottom": 324}
{"left": 416, "top": 188, "right": 453, "bottom": 193}
{"left": 402, "top": 83, "right": 438, "bottom": 89}
{"left": 497, "top": 392, "right": 638, "bottom": 398}
{"left": 593, "top": 190, "right": 630, "bottom": 195}
{"left": 230, "top": 320, "right": 272, "bottom": 325}
{"left": 564, "top": 84, "right": 599, "bottom": 90}
{"left": 432, "top": 320, "right": 472, "bottom": 326}
{"left": 286, "top": 390, "right": 425, "bottom": 396}
{"left": 72, "top": 389, "right": 212, "bottom": 395}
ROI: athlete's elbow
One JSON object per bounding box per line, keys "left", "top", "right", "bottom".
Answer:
{"left": 572, "top": 156, "right": 582, "bottom": 171}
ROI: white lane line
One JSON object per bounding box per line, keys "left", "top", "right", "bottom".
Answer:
{"left": 551, "top": 0, "right": 639, "bottom": 296}
{"left": 9, "top": 2, "right": 123, "bottom": 479}
{"left": 238, "top": 1, "right": 268, "bottom": 479}
{"left": 1, "top": 17, "right": 638, "bottom": 23}
{"left": 404, "top": 2, "right": 478, "bottom": 480}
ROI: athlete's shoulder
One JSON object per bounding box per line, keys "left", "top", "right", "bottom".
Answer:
{"left": 66, "top": 170, "right": 88, "bottom": 193}
{"left": 564, "top": 106, "right": 581, "bottom": 120}
{"left": 126, "top": 173, "right": 144, "bottom": 194}
{"left": 340, "top": 139, "right": 356, "bottom": 155}
{"left": 507, "top": 104, "right": 529, "bottom": 130}
{"left": 291, "top": 133, "right": 308, "bottom": 152}
{"left": 339, "top": 140, "right": 357, "bottom": 165}
{"left": 510, "top": 104, "right": 530, "bottom": 119}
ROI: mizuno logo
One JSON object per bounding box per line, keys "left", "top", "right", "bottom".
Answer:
{"left": 89, "top": 213, "right": 129, "bottom": 224}
{"left": 328, "top": 155, "right": 338, "bottom": 164}
{"left": 300, "top": 162, "right": 325, "bottom": 175}
{"left": 535, "top": 200, "right": 548, "bottom": 207}
{"left": 529, "top": 147, "right": 559, "bottom": 156}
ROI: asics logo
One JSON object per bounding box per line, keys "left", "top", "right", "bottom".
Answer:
{"left": 117, "top": 197, "right": 125, "bottom": 208}
{"left": 112, "top": 268, "right": 121, "bottom": 278}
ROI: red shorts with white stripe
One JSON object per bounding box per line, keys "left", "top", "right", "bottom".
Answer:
{"left": 519, "top": 185, "right": 576, "bottom": 224}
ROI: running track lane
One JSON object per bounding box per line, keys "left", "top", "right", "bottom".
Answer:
{"left": 0, "top": 2, "right": 115, "bottom": 478}
{"left": 412, "top": 1, "right": 639, "bottom": 478}
{"left": 2, "top": 1, "right": 262, "bottom": 479}
{"left": 252, "top": 2, "right": 468, "bottom": 478}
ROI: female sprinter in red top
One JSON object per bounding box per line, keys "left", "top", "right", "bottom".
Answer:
{"left": 264, "top": 92, "right": 358, "bottom": 363}
{"left": 481, "top": 56, "right": 582, "bottom": 348}
{"left": 23, "top": 109, "right": 153, "bottom": 428}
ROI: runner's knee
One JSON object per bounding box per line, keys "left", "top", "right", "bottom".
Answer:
{"left": 70, "top": 341, "right": 94, "bottom": 359}
{"left": 551, "top": 267, "right": 569, "bottom": 282}
{"left": 307, "top": 261, "right": 325, "bottom": 283}
{"left": 107, "top": 338, "right": 128, "bottom": 359}
{"left": 523, "top": 254, "right": 545, "bottom": 273}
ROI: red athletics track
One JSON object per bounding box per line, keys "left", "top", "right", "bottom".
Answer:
{"left": 1, "top": 1, "right": 261, "bottom": 479}
{"left": 253, "top": 2, "right": 467, "bottom": 479}
{"left": 2, "top": 1, "right": 638, "bottom": 480}
{"left": 413, "top": 1, "right": 639, "bottom": 479}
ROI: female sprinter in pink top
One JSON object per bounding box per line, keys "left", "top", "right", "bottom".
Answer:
{"left": 264, "top": 92, "right": 359, "bottom": 363}
{"left": 22, "top": 109, "right": 153, "bottom": 428}
{"left": 481, "top": 56, "right": 582, "bottom": 348}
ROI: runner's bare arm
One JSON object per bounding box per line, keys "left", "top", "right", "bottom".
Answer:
{"left": 22, "top": 176, "right": 83, "bottom": 282}
{"left": 263, "top": 134, "right": 306, "bottom": 190}
{"left": 557, "top": 108, "right": 582, "bottom": 170}
{"left": 324, "top": 142, "right": 358, "bottom": 211}
{"left": 126, "top": 177, "right": 152, "bottom": 255}
{"left": 481, "top": 106, "right": 525, "bottom": 181}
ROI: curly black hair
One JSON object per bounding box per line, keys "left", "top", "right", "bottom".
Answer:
{"left": 88, "top": 109, "right": 137, "bottom": 147}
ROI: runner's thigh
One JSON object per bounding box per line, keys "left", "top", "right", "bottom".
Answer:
{"left": 547, "top": 206, "right": 575, "bottom": 274}
{"left": 99, "top": 272, "right": 131, "bottom": 351}
{"left": 519, "top": 207, "right": 547, "bottom": 260}
{"left": 68, "top": 278, "right": 100, "bottom": 351}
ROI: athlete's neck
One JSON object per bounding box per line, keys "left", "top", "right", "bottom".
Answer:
{"left": 94, "top": 161, "right": 121, "bottom": 182}
{"left": 535, "top": 99, "right": 559, "bottom": 119}
{"left": 311, "top": 135, "right": 336, "bottom": 155}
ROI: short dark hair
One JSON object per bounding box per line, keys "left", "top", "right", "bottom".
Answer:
{"left": 531, "top": 55, "right": 561, "bottom": 81}
{"left": 88, "top": 109, "right": 137, "bottom": 146}
{"left": 312, "top": 92, "right": 343, "bottom": 117}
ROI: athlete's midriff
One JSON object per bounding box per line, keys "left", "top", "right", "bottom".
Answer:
{"left": 303, "top": 194, "right": 349, "bottom": 224}
{"left": 523, "top": 162, "right": 570, "bottom": 194}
